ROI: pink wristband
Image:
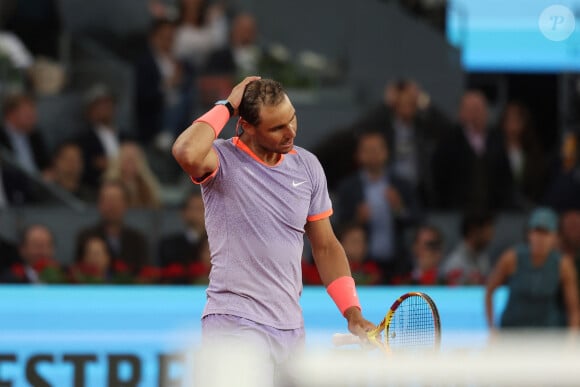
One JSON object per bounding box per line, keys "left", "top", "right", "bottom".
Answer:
{"left": 326, "top": 276, "right": 361, "bottom": 316}
{"left": 194, "top": 105, "right": 230, "bottom": 138}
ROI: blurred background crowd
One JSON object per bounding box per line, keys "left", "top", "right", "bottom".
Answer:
{"left": 0, "top": 0, "right": 579, "bottom": 290}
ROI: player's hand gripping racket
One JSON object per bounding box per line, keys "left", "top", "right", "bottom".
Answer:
{"left": 333, "top": 292, "right": 441, "bottom": 353}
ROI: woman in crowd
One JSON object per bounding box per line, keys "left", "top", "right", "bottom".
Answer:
{"left": 102, "top": 142, "right": 162, "bottom": 208}
{"left": 485, "top": 207, "right": 579, "bottom": 329}
{"left": 488, "top": 101, "right": 547, "bottom": 210}
{"left": 172, "top": 0, "right": 228, "bottom": 71}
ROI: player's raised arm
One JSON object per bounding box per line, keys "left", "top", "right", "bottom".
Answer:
{"left": 172, "top": 76, "right": 260, "bottom": 178}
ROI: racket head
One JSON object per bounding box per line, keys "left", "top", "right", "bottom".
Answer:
{"left": 385, "top": 292, "right": 441, "bottom": 352}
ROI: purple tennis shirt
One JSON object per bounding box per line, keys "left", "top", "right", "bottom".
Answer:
{"left": 194, "top": 137, "right": 332, "bottom": 329}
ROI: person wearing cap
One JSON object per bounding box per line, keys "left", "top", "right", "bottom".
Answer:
{"left": 485, "top": 207, "right": 580, "bottom": 329}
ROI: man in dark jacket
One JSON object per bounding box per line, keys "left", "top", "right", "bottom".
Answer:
{"left": 335, "top": 131, "right": 420, "bottom": 281}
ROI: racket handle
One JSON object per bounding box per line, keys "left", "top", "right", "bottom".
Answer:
{"left": 332, "top": 333, "right": 361, "bottom": 347}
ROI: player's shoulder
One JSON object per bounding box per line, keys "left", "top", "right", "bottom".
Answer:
{"left": 290, "top": 145, "right": 320, "bottom": 164}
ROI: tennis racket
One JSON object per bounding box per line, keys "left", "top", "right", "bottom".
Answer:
{"left": 333, "top": 291, "right": 441, "bottom": 353}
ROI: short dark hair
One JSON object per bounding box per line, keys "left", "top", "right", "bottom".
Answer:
{"left": 238, "top": 79, "right": 286, "bottom": 126}
{"left": 461, "top": 212, "right": 494, "bottom": 238}
{"left": 2, "top": 92, "right": 34, "bottom": 117}
{"left": 52, "top": 140, "right": 81, "bottom": 160}
{"left": 412, "top": 224, "right": 443, "bottom": 246}
{"left": 74, "top": 233, "right": 107, "bottom": 263}
{"left": 149, "top": 18, "right": 176, "bottom": 36}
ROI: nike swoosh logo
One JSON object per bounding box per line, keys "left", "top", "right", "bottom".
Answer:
{"left": 292, "top": 180, "right": 307, "bottom": 187}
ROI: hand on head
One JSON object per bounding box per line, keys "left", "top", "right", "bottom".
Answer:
{"left": 227, "top": 76, "right": 261, "bottom": 114}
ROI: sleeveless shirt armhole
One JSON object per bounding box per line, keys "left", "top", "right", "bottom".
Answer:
{"left": 190, "top": 148, "right": 220, "bottom": 185}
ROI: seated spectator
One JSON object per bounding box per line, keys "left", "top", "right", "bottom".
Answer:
{"left": 158, "top": 190, "right": 207, "bottom": 283}
{"left": 544, "top": 131, "right": 580, "bottom": 211}
{"left": 75, "top": 85, "right": 127, "bottom": 189}
{"left": 205, "top": 12, "right": 261, "bottom": 79}
{"left": 443, "top": 212, "right": 494, "bottom": 285}
{"left": 75, "top": 181, "right": 150, "bottom": 274}
{"left": 485, "top": 207, "right": 579, "bottom": 329}
{"left": 198, "top": 12, "right": 264, "bottom": 110}
{"left": 314, "top": 79, "right": 452, "bottom": 194}
{"left": 432, "top": 90, "right": 495, "bottom": 211}
{"left": 158, "top": 190, "right": 205, "bottom": 265}
{"left": 393, "top": 225, "right": 444, "bottom": 285}
{"left": 173, "top": 0, "right": 228, "bottom": 72}
{"left": 335, "top": 131, "right": 420, "bottom": 281}
{"left": 69, "top": 234, "right": 111, "bottom": 284}
{"left": 488, "top": 101, "right": 547, "bottom": 210}
{"left": 0, "top": 92, "right": 50, "bottom": 175}
{"left": 103, "top": 142, "right": 162, "bottom": 209}
{"left": 1, "top": 224, "right": 63, "bottom": 284}
{"left": 134, "top": 18, "right": 192, "bottom": 147}
{"left": 44, "top": 141, "right": 95, "bottom": 202}
{"left": 338, "top": 223, "right": 381, "bottom": 285}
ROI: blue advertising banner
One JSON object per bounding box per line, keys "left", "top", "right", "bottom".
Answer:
{"left": 0, "top": 286, "right": 506, "bottom": 386}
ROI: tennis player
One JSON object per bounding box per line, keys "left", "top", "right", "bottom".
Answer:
{"left": 173, "top": 76, "right": 375, "bottom": 383}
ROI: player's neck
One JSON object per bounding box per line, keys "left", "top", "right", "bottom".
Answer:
{"left": 238, "top": 134, "right": 281, "bottom": 166}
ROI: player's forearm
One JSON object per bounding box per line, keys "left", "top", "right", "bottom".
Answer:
{"left": 312, "top": 242, "right": 352, "bottom": 286}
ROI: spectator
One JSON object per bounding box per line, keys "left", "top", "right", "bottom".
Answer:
{"left": 314, "top": 79, "right": 451, "bottom": 195}
{"left": 335, "top": 131, "right": 420, "bottom": 281}
{"left": 1, "top": 224, "right": 62, "bottom": 284}
{"left": 485, "top": 207, "right": 580, "bottom": 329}
{"left": 75, "top": 181, "right": 150, "bottom": 274}
{"left": 103, "top": 142, "right": 162, "bottom": 209}
{"left": 0, "top": 92, "right": 50, "bottom": 175}
{"left": 158, "top": 190, "right": 205, "bottom": 269}
{"left": 173, "top": 0, "right": 228, "bottom": 71}
{"left": 134, "top": 18, "right": 192, "bottom": 147}
{"left": 488, "top": 101, "right": 547, "bottom": 210}
{"left": 432, "top": 90, "right": 495, "bottom": 211}
{"left": 205, "top": 12, "right": 261, "bottom": 79}
{"left": 44, "top": 141, "right": 95, "bottom": 202}
{"left": 338, "top": 223, "right": 381, "bottom": 285}
{"left": 544, "top": 132, "right": 580, "bottom": 211}
{"left": 69, "top": 234, "right": 111, "bottom": 283}
{"left": 394, "top": 225, "right": 444, "bottom": 285}
{"left": 443, "top": 212, "right": 494, "bottom": 285}
{"left": 75, "top": 84, "right": 127, "bottom": 189}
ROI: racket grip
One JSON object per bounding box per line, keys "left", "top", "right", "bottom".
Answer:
{"left": 332, "top": 333, "right": 362, "bottom": 347}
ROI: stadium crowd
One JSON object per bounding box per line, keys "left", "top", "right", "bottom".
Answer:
{"left": 0, "top": 0, "right": 579, "bottom": 307}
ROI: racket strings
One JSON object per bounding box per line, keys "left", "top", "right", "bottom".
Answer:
{"left": 388, "top": 295, "right": 437, "bottom": 350}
